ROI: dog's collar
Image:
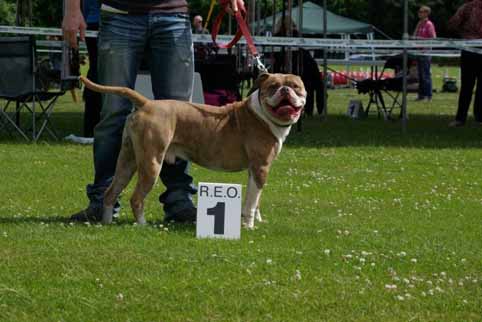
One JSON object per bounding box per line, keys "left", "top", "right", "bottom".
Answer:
{"left": 249, "top": 90, "right": 292, "bottom": 153}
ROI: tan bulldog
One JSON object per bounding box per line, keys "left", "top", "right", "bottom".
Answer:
{"left": 79, "top": 73, "right": 306, "bottom": 228}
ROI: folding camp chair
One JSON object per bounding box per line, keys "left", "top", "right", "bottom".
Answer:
{"left": 195, "top": 54, "right": 242, "bottom": 106}
{"left": 355, "top": 54, "right": 417, "bottom": 120}
{"left": 0, "top": 36, "right": 65, "bottom": 141}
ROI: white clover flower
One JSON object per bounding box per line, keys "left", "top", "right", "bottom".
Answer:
{"left": 403, "top": 278, "right": 410, "bottom": 284}
{"left": 116, "top": 293, "right": 124, "bottom": 301}
{"left": 396, "top": 295, "right": 405, "bottom": 301}
{"left": 295, "top": 269, "right": 302, "bottom": 280}
{"left": 410, "top": 258, "right": 417, "bottom": 263}
{"left": 385, "top": 284, "right": 397, "bottom": 290}
{"left": 435, "top": 286, "right": 444, "bottom": 293}
{"left": 266, "top": 259, "right": 273, "bottom": 264}
{"left": 324, "top": 249, "right": 331, "bottom": 255}
{"left": 398, "top": 251, "right": 407, "bottom": 257}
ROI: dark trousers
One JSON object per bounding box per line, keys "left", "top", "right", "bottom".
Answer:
{"left": 417, "top": 56, "right": 432, "bottom": 99}
{"left": 455, "top": 50, "right": 482, "bottom": 123}
{"left": 83, "top": 23, "right": 102, "bottom": 137}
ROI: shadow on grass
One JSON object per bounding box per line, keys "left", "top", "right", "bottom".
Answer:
{"left": 290, "top": 113, "right": 482, "bottom": 149}
{"left": 0, "top": 214, "right": 196, "bottom": 232}
{"left": 0, "top": 215, "right": 70, "bottom": 225}
{"left": 0, "top": 112, "right": 84, "bottom": 144}
{"left": 2, "top": 112, "right": 482, "bottom": 149}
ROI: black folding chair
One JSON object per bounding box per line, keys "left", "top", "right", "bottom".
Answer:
{"left": 0, "top": 36, "right": 65, "bottom": 141}
{"left": 356, "top": 54, "right": 417, "bottom": 120}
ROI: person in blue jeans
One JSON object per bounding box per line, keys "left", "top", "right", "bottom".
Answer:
{"left": 62, "top": 0, "right": 243, "bottom": 223}
{"left": 82, "top": 0, "right": 101, "bottom": 138}
{"left": 413, "top": 5, "right": 436, "bottom": 102}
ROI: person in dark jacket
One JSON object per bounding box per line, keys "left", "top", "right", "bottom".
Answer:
{"left": 448, "top": 0, "right": 482, "bottom": 127}
{"left": 272, "top": 17, "right": 325, "bottom": 117}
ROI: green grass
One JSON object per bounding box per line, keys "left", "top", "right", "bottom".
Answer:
{"left": 1, "top": 66, "right": 481, "bottom": 321}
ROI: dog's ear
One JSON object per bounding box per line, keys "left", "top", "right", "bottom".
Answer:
{"left": 247, "top": 72, "right": 270, "bottom": 96}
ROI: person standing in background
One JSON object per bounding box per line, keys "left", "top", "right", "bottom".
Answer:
{"left": 413, "top": 5, "right": 436, "bottom": 102}
{"left": 448, "top": 0, "right": 482, "bottom": 127}
{"left": 82, "top": 0, "right": 101, "bottom": 138}
{"left": 192, "top": 15, "right": 209, "bottom": 34}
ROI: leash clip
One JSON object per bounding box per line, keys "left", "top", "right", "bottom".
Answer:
{"left": 254, "top": 55, "right": 268, "bottom": 73}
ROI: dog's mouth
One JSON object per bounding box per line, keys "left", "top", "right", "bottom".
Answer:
{"left": 268, "top": 98, "right": 302, "bottom": 119}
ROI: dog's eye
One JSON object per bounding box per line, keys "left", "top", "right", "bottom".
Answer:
{"left": 287, "top": 82, "right": 300, "bottom": 90}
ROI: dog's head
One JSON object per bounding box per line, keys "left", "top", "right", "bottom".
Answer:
{"left": 254, "top": 73, "right": 306, "bottom": 126}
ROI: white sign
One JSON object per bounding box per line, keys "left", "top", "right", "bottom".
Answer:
{"left": 196, "top": 182, "right": 242, "bottom": 239}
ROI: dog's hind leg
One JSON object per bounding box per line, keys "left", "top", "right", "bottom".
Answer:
{"left": 103, "top": 135, "right": 137, "bottom": 224}
{"left": 129, "top": 152, "right": 164, "bottom": 225}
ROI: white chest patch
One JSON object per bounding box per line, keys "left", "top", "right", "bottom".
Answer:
{"left": 249, "top": 90, "right": 292, "bottom": 156}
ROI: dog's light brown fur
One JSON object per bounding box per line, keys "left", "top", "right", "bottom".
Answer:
{"left": 79, "top": 74, "right": 305, "bottom": 227}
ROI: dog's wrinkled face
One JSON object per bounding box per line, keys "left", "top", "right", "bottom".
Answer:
{"left": 258, "top": 73, "right": 306, "bottom": 125}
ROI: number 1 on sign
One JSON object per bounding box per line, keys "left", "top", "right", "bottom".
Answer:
{"left": 207, "top": 202, "right": 225, "bottom": 235}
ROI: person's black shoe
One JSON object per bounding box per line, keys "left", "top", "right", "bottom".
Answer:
{"left": 163, "top": 207, "right": 197, "bottom": 224}
{"left": 69, "top": 206, "right": 103, "bottom": 222}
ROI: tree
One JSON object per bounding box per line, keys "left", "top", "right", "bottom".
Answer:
{"left": 0, "top": 0, "right": 16, "bottom": 25}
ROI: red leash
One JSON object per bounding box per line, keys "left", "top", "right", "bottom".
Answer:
{"left": 211, "top": 0, "right": 267, "bottom": 72}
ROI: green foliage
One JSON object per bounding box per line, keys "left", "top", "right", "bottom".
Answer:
{"left": 0, "top": 0, "right": 16, "bottom": 25}
{"left": 32, "top": 0, "right": 63, "bottom": 27}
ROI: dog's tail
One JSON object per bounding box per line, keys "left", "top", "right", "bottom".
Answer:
{"left": 79, "top": 76, "right": 149, "bottom": 107}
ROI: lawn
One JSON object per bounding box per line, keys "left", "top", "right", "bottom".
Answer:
{"left": 0, "top": 65, "right": 481, "bottom": 321}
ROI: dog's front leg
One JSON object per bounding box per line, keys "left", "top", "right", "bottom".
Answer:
{"left": 243, "top": 174, "right": 262, "bottom": 229}
{"left": 243, "top": 168, "right": 268, "bottom": 229}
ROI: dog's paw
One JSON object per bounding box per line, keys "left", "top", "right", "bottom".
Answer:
{"left": 102, "top": 208, "right": 114, "bottom": 225}
{"left": 136, "top": 215, "right": 147, "bottom": 225}
{"left": 255, "top": 209, "right": 263, "bottom": 222}
{"left": 242, "top": 214, "right": 255, "bottom": 229}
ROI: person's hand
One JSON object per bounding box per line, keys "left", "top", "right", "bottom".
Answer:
{"left": 225, "top": 0, "right": 244, "bottom": 15}
{"left": 62, "top": 9, "right": 86, "bottom": 49}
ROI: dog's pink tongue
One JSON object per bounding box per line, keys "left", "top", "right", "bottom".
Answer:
{"left": 276, "top": 105, "right": 297, "bottom": 116}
